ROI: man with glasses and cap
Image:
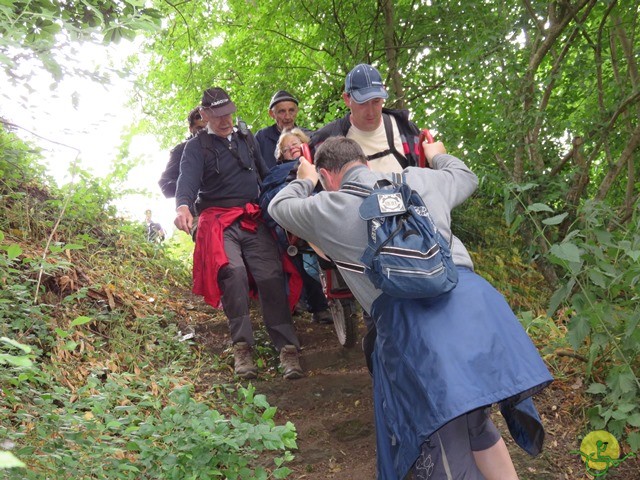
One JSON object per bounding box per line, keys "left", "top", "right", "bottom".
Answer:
{"left": 255, "top": 90, "right": 311, "bottom": 169}
{"left": 174, "top": 87, "right": 304, "bottom": 380}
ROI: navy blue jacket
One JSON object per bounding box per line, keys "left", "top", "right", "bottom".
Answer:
{"left": 175, "top": 129, "right": 268, "bottom": 213}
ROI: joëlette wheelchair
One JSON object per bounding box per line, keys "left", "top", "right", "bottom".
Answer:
{"left": 283, "top": 131, "right": 433, "bottom": 348}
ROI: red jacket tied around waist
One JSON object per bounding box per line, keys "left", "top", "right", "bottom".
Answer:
{"left": 192, "top": 203, "right": 301, "bottom": 310}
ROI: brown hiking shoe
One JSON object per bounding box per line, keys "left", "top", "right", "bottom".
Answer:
{"left": 279, "top": 345, "right": 304, "bottom": 380}
{"left": 233, "top": 342, "right": 257, "bottom": 379}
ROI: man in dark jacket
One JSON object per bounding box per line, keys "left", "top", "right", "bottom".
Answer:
{"left": 174, "top": 87, "right": 303, "bottom": 380}
{"left": 309, "top": 64, "right": 423, "bottom": 173}
{"left": 255, "top": 90, "right": 311, "bottom": 169}
{"left": 158, "top": 107, "right": 207, "bottom": 199}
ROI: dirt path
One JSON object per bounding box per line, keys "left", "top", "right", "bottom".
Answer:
{"left": 182, "top": 297, "right": 638, "bottom": 480}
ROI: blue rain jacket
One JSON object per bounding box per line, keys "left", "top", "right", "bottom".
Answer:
{"left": 370, "top": 267, "right": 553, "bottom": 479}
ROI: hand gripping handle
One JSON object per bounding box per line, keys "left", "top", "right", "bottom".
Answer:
{"left": 286, "top": 143, "right": 314, "bottom": 254}
{"left": 418, "top": 129, "right": 434, "bottom": 168}
{"left": 300, "top": 143, "right": 313, "bottom": 164}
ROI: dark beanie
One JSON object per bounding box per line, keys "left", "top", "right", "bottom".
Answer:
{"left": 269, "top": 90, "right": 298, "bottom": 110}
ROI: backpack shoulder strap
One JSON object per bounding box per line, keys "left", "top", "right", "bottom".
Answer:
{"left": 366, "top": 114, "right": 408, "bottom": 167}
{"left": 198, "top": 132, "right": 222, "bottom": 173}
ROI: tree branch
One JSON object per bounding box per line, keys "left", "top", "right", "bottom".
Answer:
{"left": 596, "top": 120, "right": 640, "bottom": 201}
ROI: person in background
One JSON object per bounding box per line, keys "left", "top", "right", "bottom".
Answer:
{"left": 174, "top": 87, "right": 303, "bottom": 380}
{"left": 259, "top": 128, "right": 332, "bottom": 324}
{"left": 159, "top": 107, "right": 208, "bottom": 199}
{"left": 144, "top": 209, "right": 166, "bottom": 242}
{"left": 255, "top": 90, "right": 311, "bottom": 169}
{"left": 268, "top": 136, "right": 553, "bottom": 480}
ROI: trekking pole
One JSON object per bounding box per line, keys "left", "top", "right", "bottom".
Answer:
{"left": 418, "top": 129, "right": 434, "bottom": 168}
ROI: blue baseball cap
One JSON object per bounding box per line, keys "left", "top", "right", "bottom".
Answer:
{"left": 344, "top": 64, "right": 388, "bottom": 104}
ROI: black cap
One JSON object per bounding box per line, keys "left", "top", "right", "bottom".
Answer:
{"left": 201, "top": 87, "right": 237, "bottom": 117}
{"left": 269, "top": 90, "right": 299, "bottom": 110}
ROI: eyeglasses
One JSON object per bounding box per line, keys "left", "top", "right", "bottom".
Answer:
{"left": 281, "top": 142, "right": 302, "bottom": 155}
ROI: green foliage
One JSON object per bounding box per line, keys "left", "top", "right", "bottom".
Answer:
{"left": 0, "top": 0, "right": 162, "bottom": 83}
{"left": 2, "top": 363, "right": 295, "bottom": 479}
{"left": 1, "top": 132, "right": 295, "bottom": 479}
{"left": 545, "top": 199, "right": 640, "bottom": 450}
{"left": 128, "top": 385, "right": 295, "bottom": 479}
{"left": 2, "top": 0, "right": 639, "bottom": 467}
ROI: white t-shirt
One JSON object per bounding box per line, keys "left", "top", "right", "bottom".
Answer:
{"left": 347, "top": 117, "right": 405, "bottom": 174}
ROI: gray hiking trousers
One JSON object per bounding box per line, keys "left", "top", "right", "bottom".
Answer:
{"left": 218, "top": 221, "right": 299, "bottom": 351}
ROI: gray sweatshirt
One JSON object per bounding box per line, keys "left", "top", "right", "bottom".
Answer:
{"left": 268, "top": 154, "right": 478, "bottom": 313}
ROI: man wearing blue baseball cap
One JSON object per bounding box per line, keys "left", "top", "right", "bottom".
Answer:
{"left": 310, "top": 63, "right": 422, "bottom": 173}
{"left": 307, "top": 66, "right": 537, "bottom": 478}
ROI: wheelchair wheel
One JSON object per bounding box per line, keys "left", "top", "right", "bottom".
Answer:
{"left": 327, "top": 298, "right": 358, "bottom": 348}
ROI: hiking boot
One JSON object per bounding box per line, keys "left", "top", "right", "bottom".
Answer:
{"left": 279, "top": 345, "right": 304, "bottom": 380}
{"left": 233, "top": 342, "right": 257, "bottom": 379}
{"left": 293, "top": 300, "right": 307, "bottom": 316}
{"left": 312, "top": 309, "right": 333, "bottom": 324}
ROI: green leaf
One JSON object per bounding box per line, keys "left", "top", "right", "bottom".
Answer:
{"left": 625, "top": 250, "right": 640, "bottom": 262}
{"left": 513, "top": 182, "right": 538, "bottom": 193}
{"left": 253, "top": 394, "right": 270, "bottom": 409}
{"left": 0, "top": 451, "right": 26, "bottom": 469}
{"left": 625, "top": 312, "right": 639, "bottom": 338}
{"left": 0, "top": 337, "right": 32, "bottom": 353}
{"left": 549, "top": 242, "right": 582, "bottom": 263}
{"left": 608, "top": 371, "right": 637, "bottom": 395}
{"left": 273, "top": 466, "right": 292, "bottom": 479}
{"left": 612, "top": 407, "right": 634, "bottom": 420}
{"left": 0, "top": 354, "right": 33, "bottom": 367}
{"left": 625, "top": 413, "right": 640, "bottom": 427}
{"left": 62, "top": 341, "right": 78, "bottom": 351}
{"left": 585, "top": 383, "right": 607, "bottom": 395}
{"left": 126, "top": 441, "right": 140, "bottom": 451}
{"left": 587, "top": 269, "right": 607, "bottom": 289}
{"left": 262, "top": 406, "right": 277, "bottom": 420}
{"left": 6, "top": 244, "right": 22, "bottom": 260}
{"left": 55, "top": 328, "right": 70, "bottom": 338}
{"left": 527, "top": 203, "right": 554, "bottom": 213}
{"left": 541, "top": 213, "right": 568, "bottom": 225}
{"left": 627, "top": 432, "right": 640, "bottom": 451}
{"left": 70, "top": 316, "right": 93, "bottom": 327}
{"left": 547, "top": 278, "right": 575, "bottom": 316}
{"left": 567, "top": 315, "right": 590, "bottom": 350}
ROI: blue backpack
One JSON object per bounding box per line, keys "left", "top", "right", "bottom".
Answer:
{"left": 336, "top": 173, "right": 458, "bottom": 299}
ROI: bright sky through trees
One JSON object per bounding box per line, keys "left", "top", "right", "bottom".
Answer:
{"left": 1, "top": 42, "right": 176, "bottom": 236}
